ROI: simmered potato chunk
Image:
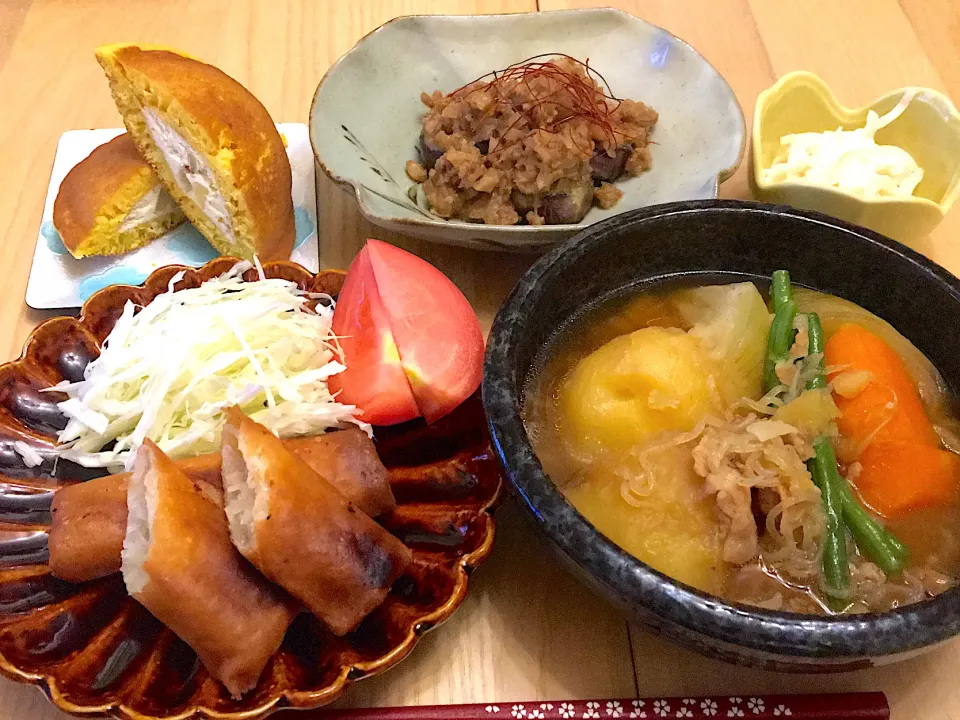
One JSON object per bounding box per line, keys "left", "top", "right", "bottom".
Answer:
{"left": 565, "top": 445, "right": 727, "bottom": 592}
{"left": 558, "top": 326, "right": 717, "bottom": 458}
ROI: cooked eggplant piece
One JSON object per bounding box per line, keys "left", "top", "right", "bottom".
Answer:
{"left": 590, "top": 144, "right": 633, "bottom": 184}
{"left": 511, "top": 189, "right": 540, "bottom": 217}
{"left": 418, "top": 130, "right": 444, "bottom": 170}
{"left": 542, "top": 177, "right": 594, "bottom": 225}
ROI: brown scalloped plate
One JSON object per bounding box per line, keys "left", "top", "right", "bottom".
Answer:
{"left": 0, "top": 258, "right": 501, "bottom": 719}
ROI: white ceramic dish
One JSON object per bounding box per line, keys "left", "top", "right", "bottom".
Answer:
{"left": 309, "top": 9, "right": 746, "bottom": 252}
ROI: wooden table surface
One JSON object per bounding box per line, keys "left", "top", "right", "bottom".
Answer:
{"left": 1, "top": 1, "right": 959, "bottom": 718}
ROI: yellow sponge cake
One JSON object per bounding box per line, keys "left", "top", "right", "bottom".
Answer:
{"left": 53, "top": 133, "right": 186, "bottom": 259}
{"left": 95, "top": 44, "right": 295, "bottom": 262}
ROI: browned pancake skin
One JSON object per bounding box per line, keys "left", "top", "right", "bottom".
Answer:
{"left": 125, "top": 440, "right": 296, "bottom": 699}
{"left": 222, "top": 410, "right": 412, "bottom": 636}
{"left": 52, "top": 134, "right": 156, "bottom": 253}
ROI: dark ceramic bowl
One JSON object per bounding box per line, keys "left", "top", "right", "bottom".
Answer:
{"left": 483, "top": 199, "right": 960, "bottom": 672}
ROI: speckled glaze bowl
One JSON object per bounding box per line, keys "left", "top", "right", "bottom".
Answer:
{"left": 0, "top": 258, "right": 501, "bottom": 719}
{"left": 310, "top": 9, "right": 745, "bottom": 252}
{"left": 483, "top": 199, "right": 960, "bottom": 671}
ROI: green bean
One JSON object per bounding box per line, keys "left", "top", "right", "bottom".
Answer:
{"left": 836, "top": 481, "right": 910, "bottom": 576}
{"left": 768, "top": 277, "right": 850, "bottom": 594}
{"left": 808, "top": 437, "right": 851, "bottom": 599}
{"left": 771, "top": 269, "right": 793, "bottom": 311}
{"left": 806, "top": 312, "right": 827, "bottom": 390}
{"left": 802, "top": 311, "right": 910, "bottom": 574}
{"left": 764, "top": 299, "right": 798, "bottom": 393}
{"left": 811, "top": 438, "right": 910, "bottom": 580}
{"left": 764, "top": 273, "right": 910, "bottom": 593}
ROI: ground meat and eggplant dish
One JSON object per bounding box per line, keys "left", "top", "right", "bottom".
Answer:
{"left": 406, "top": 55, "right": 658, "bottom": 226}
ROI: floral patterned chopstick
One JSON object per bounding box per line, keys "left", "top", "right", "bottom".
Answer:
{"left": 312, "top": 693, "right": 889, "bottom": 719}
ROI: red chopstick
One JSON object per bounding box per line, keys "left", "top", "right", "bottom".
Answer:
{"left": 308, "top": 693, "right": 889, "bottom": 719}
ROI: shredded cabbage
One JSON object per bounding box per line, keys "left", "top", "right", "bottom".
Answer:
{"left": 13, "top": 441, "right": 44, "bottom": 468}
{"left": 52, "top": 261, "right": 366, "bottom": 471}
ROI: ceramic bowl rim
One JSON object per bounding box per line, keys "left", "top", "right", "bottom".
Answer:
{"left": 482, "top": 198, "right": 960, "bottom": 660}
{"left": 751, "top": 70, "right": 960, "bottom": 214}
{"left": 308, "top": 8, "right": 747, "bottom": 235}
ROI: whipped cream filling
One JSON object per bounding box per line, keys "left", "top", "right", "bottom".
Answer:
{"left": 118, "top": 183, "right": 182, "bottom": 232}
{"left": 141, "top": 107, "right": 236, "bottom": 243}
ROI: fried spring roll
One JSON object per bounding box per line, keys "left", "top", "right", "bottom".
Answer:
{"left": 48, "top": 470, "right": 129, "bottom": 582}
{"left": 49, "top": 453, "right": 222, "bottom": 582}
{"left": 221, "top": 410, "right": 412, "bottom": 636}
{"left": 283, "top": 429, "right": 395, "bottom": 516}
{"left": 122, "top": 440, "right": 296, "bottom": 698}
{"left": 49, "top": 429, "right": 394, "bottom": 583}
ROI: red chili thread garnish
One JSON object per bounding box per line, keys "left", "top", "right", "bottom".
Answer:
{"left": 447, "top": 54, "right": 639, "bottom": 158}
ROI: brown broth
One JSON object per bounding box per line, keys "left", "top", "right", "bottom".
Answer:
{"left": 522, "top": 283, "right": 960, "bottom": 615}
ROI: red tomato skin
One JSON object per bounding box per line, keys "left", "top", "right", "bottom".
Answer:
{"left": 329, "top": 245, "right": 420, "bottom": 426}
{"left": 365, "top": 240, "right": 484, "bottom": 423}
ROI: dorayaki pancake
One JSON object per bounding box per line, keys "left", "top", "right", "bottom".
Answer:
{"left": 52, "top": 133, "right": 185, "bottom": 258}
{"left": 95, "top": 44, "right": 295, "bottom": 262}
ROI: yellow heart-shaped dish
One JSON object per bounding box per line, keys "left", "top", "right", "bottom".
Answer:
{"left": 750, "top": 71, "right": 960, "bottom": 248}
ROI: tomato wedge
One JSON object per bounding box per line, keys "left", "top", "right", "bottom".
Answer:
{"left": 366, "top": 240, "right": 484, "bottom": 422}
{"left": 330, "top": 240, "right": 484, "bottom": 425}
{"left": 329, "top": 244, "right": 420, "bottom": 426}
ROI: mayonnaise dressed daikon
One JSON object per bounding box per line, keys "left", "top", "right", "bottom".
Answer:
{"left": 762, "top": 91, "right": 924, "bottom": 199}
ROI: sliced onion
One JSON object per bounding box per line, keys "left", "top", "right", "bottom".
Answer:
{"left": 746, "top": 419, "right": 800, "bottom": 442}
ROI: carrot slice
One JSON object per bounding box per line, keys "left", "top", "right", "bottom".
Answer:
{"left": 825, "top": 323, "right": 938, "bottom": 448}
{"left": 824, "top": 323, "right": 959, "bottom": 516}
{"left": 854, "top": 441, "right": 960, "bottom": 517}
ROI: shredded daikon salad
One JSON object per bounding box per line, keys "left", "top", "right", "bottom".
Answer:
{"left": 51, "top": 261, "right": 366, "bottom": 471}
{"left": 762, "top": 90, "right": 923, "bottom": 199}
